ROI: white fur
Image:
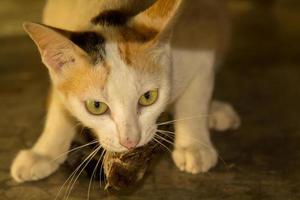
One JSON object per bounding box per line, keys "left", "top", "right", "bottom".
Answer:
{"left": 209, "top": 100, "right": 241, "bottom": 131}
{"left": 11, "top": 92, "right": 76, "bottom": 182}
{"left": 171, "top": 48, "right": 217, "bottom": 173}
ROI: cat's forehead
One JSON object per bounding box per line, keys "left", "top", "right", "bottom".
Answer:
{"left": 72, "top": 27, "right": 159, "bottom": 71}
{"left": 59, "top": 31, "right": 160, "bottom": 98}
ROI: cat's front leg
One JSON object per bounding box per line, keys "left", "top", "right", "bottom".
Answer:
{"left": 172, "top": 66, "right": 217, "bottom": 174}
{"left": 11, "top": 92, "right": 76, "bottom": 182}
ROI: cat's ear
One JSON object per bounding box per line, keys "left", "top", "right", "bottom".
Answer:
{"left": 129, "top": 0, "right": 182, "bottom": 43}
{"left": 23, "top": 22, "right": 85, "bottom": 73}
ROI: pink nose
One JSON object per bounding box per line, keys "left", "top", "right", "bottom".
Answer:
{"left": 120, "top": 138, "right": 138, "bottom": 149}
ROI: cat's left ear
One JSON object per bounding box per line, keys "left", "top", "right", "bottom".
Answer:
{"left": 23, "top": 22, "right": 86, "bottom": 74}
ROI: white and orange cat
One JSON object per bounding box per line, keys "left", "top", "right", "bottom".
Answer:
{"left": 11, "top": 0, "right": 240, "bottom": 183}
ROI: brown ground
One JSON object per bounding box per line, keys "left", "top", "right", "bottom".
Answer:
{"left": 1, "top": 0, "right": 300, "bottom": 199}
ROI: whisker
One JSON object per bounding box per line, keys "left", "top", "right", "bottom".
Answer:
{"left": 153, "top": 137, "right": 172, "bottom": 153}
{"left": 157, "top": 130, "right": 212, "bottom": 150}
{"left": 99, "top": 149, "right": 106, "bottom": 188}
{"left": 55, "top": 145, "right": 99, "bottom": 200}
{"left": 88, "top": 149, "right": 105, "bottom": 200}
{"left": 65, "top": 146, "right": 101, "bottom": 200}
{"left": 157, "top": 114, "right": 210, "bottom": 126}
{"left": 63, "top": 147, "right": 100, "bottom": 200}
{"left": 154, "top": 133, "right": 174, "bottom": 146}
{"left": 52, "top": 140, "right": 98, "bottom": 162}
{"left": 156, "top": 131, "right": 175, "bottom": 141}
{"left": 62, "top": 146, "right": 99, "bottom": 200}
{"left": 157, "top": 129, "right": 175, "bottom": 135}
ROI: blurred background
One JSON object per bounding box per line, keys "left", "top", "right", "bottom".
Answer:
{"left": 1, "top": 0, "right": 300, "bottom": 199}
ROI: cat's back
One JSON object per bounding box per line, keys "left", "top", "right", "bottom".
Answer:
{"left": 173, "top": 0, "right": 229, "bottom": 55}
{"left": 43, "top": 0, "right": 104, "bottom": 31}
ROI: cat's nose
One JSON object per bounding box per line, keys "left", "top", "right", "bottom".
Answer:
{"left": 120, "top": 138, "right": 138, "bottom": 149}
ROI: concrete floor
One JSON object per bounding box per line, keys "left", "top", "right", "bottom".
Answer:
{"left": 1, "top": 0, "right": 300, "bottom": 199}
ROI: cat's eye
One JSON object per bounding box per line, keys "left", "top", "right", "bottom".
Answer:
{"left": 85, "top": 100, "right": 108, "bottom": 115}
{"left": 139, "top": 89, "right": 158, "bottom": 106}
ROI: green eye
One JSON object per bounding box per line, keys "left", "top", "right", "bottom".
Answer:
{"left": 139, "top": 89, "right": 158, "bottom": 106}
{"left": 85, "top": 100, "right": 108, "bottom": 115}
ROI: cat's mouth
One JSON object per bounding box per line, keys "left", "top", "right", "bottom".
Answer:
{"left": 99, "top": 140, "right": 128, "bottom": 153}
{"left": 99, "top": 133, "right": 155, "bottom": 153}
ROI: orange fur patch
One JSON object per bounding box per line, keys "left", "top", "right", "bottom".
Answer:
{"left": 118, "top": 42, "right": 157, "bottom": 73}
{"left": 58, "top": 61, "right": 110, "bottom": 97}
{"left": 117, "top": 28, "right": 160, "bottom": 73}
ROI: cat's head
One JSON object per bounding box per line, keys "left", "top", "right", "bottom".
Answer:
{"left": 24, "top": 0, "right": 181, "bottom": 152}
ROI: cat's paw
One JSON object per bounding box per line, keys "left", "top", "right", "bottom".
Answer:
{"left": 209, "top": 101, "right": 241, "bottom": 131}
{"left": 11, "top": 150, "right": 59, "bottom": 183}
{"left": 172, "top": 146, "right": 218, "bottom": 174}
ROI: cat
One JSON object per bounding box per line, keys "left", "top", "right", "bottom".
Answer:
{"left": 11, "top": 0, "right": 240, "bottom": 183}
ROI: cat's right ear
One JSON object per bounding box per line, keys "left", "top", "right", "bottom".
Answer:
{"left": 23, "top": 22, "right": 86, "bottom": 74}
{"left": 129, "top": 0, "right": 182, "bottom": 44}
